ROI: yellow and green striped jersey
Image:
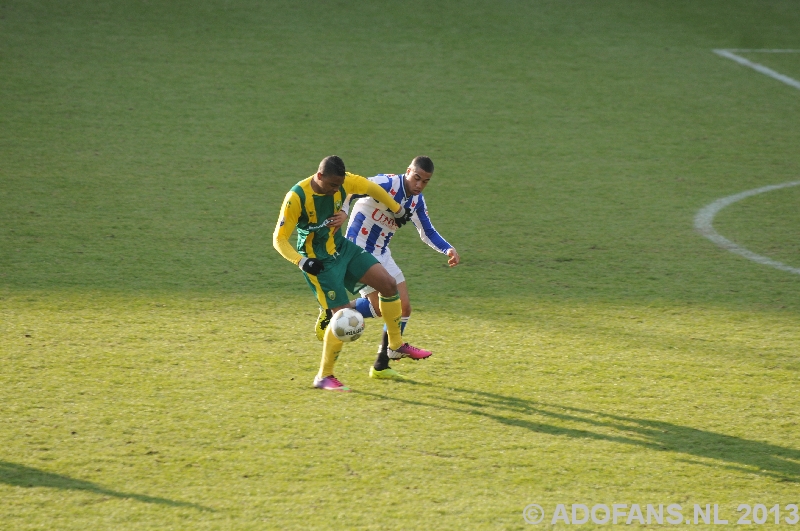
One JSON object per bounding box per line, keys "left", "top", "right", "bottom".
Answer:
{"left": 273, "top": 173, "right": 402, "bottom": 264}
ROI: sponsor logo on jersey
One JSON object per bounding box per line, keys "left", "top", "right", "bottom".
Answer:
{"left": 307, "top": 218, "right": 333, "bottom": 231}
{"left": 370, "top": 208, "right": 396, "bottom": 228}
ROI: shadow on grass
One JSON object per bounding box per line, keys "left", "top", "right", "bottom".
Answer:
{"left": 355, "top": 383, "right": 800, "bottom": 483}
{"left": 0, "top": 461, "right": 213, "bottom": 511}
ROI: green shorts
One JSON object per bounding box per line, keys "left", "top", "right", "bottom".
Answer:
{"left": 303, "top": 238, "right": 379, "bottom": 309}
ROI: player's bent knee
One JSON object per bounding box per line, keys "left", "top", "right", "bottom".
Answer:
{"left": 360, "top": 264, "right": 398, "bottom": 297}
{"left": 377, "top": 276, "right": 397, "bottom": 297}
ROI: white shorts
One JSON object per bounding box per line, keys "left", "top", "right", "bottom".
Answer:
{"left": 359, "top": 248, "right": 405, "bottom": 296}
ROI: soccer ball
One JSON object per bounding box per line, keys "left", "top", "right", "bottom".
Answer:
{"left": 330, "top": 308, "right": 365, "bottom": 342}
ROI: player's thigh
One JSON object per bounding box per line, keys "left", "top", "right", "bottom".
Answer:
{"left": 379, "top": 252, "right": 405, "bottom": 285}
{"left": 358, "top": 263, "right": 397, "bottom": 296}
{"left": 304, "top": 264, "right": 350, "bottom": 310}
{"left": 365, "top": 251, "right": 404, "bottom": 297}
{"left": 340, "top": 239, "right": 380, "bottom": 293}
{"left": 359, "top": 253, "right": 400, "bottom": 295}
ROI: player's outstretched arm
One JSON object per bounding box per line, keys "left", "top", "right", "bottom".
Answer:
{"left": 410, "top": 196, "right": 454, "bottom": 253}
{"left": 344, "top": 173, "right": 403, "bottom": 216}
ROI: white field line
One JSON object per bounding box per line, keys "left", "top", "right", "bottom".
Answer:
{"left": 694, "top": 182, "right": 800, "bottom": 276}
{"left": 722, "top": 49, "right": 800, "bottom": 53}
{"left": 713, "top": 49, "right": 800, "bottom": 90}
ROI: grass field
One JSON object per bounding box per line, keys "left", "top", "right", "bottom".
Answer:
{"left": 2, "top": 1, "right": 800, "bottom": 529}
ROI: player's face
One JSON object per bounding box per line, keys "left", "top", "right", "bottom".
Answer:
{"left": 404, "top": 167, "right": 432, "bottom": 196}
{"left": 312, "top": 172, "right": 345, "bottom": 196}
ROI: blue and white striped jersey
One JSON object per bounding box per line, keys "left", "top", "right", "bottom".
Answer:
{"left": 343, "top": 174, "right": 452, "bottom": 256}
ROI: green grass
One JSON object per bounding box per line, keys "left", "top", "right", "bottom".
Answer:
{"left": 715, "top": 184, "right": 800, "bottom": 269}
{"left": 737, "top": 51, "right": 800, "bottom": 81}
{"left": 2, "top": 1, "right": 800, "bottom": 529}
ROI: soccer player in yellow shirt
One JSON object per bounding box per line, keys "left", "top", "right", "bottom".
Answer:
{"left": 272, "top": 156, "right": 425, "bottom": 391}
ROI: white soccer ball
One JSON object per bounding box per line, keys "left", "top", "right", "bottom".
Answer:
{"left": 331, "top": 308, "right": 365, "bottom": 342}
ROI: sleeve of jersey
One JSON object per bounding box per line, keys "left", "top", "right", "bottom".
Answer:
{"left": 411, "top": 196, "right": 452, "bottom": 254}
{"left": 342, "top": 175, "right": 386, "bottom": 214}
{"left": 272, "top": 190, "right": 304, "bottom": 266}
{"left": 344, "top": 173, "right": 401, "bottom": 213}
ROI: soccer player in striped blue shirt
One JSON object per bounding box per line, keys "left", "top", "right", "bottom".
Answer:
{"left": 342, "top": 156, "right": 460, "bottom": 374}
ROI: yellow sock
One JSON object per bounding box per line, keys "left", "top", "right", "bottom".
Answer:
{"left": 318, "top": 324, "right": 344, "bottom": 379}
{"left": 379, "top": 293, "right": 403, "bottom": 350}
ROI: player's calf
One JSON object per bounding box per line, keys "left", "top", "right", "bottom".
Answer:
{"left": 315, "top": 308, "right": 333, "bottom": 341}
